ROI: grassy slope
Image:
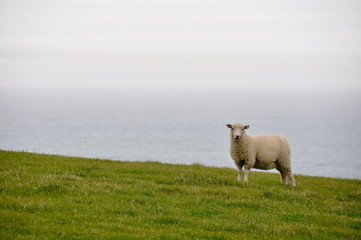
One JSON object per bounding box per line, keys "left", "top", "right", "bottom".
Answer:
{"left": 0, "top": 150, "right": 360, "bottom": 239}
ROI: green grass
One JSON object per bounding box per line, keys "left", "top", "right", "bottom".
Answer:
{"left": 0, "top": 150, "right": 360, "bottom": 239}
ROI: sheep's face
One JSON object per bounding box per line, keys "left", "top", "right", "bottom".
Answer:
{"left": 226, "top": 123, "right": 250, "bottom": 141}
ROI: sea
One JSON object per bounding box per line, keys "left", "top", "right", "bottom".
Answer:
{"left": 1, "top": 86, "right": 360, "bottom": 180}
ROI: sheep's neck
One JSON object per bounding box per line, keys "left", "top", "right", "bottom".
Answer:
{"left": 230, "top": 132, "right": 250, "bottom": 162}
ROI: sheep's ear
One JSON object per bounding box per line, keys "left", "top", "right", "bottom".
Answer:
{"left": 244, "top": 125, "right": 250, "bottom": 129}
{"left": 226, "top": 124, "right": 232, "bottom": 129}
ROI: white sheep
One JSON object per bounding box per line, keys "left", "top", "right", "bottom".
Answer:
{"left": 226, "top": 122, "right": 296, "bottom": 186}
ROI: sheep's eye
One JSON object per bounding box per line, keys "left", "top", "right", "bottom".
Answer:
{"left": 231, "top": 128, "right": 235, "bottom": 130}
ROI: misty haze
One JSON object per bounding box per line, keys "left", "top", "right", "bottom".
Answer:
{"left": 1, "top": 0, "right": 361, "bottom": 180}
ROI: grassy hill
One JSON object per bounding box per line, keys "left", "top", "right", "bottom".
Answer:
{"left": 0, "top": 150, "right": 360, "bottom": 239}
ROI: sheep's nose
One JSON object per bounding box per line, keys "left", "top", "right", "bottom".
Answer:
{"left": 235, "top": 135, "right": 240, "bottom": 140}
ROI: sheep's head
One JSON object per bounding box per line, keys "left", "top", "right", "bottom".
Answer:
{"left": 226, "top": 122, "right": 249, "bottom": 141}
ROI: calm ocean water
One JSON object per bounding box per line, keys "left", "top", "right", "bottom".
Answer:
{"left": 1, "top": 87, "right": 360, "bottom": 179}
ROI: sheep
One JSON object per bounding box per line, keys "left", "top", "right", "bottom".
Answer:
{"left": 226, "top": 122, "right": 296, "bottom": 186}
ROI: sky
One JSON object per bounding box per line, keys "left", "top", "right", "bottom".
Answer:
{"left": 0, "top": 0, "right": 361, "bottom": 89}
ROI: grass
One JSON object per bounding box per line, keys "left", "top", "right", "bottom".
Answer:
{"left": 0, "top": 150, "right": 360, "bottom": 239}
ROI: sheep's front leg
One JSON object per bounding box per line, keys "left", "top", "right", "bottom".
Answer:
{"left": 243, "top": 166, "right": 251, "bottom": 183}
{"left": 234, "top": 161, "right": 243, "bottom": 181}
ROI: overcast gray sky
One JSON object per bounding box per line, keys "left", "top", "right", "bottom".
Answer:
{"left": 0, "top": 0, "right": 361, "bottom": 89}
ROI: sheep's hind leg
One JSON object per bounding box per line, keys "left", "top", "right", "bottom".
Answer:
{"left": 279, "top": 172, "right": 288, "bottom": 185}
{"left": 276, "top": 166, "right": 288, "bottom": 185}
{"left": 287, "top": 171, "right": 296, "bottom": 187}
